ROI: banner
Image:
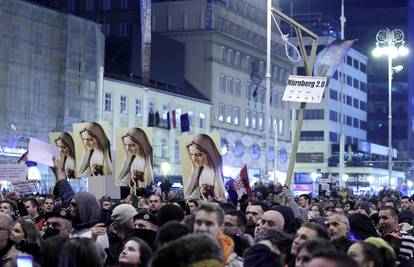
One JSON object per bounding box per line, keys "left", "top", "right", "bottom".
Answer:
{"left": 313, "top": 39, "right": 355, "bottom": 78}
{"left": 115, "top": 127, "right": 153, "bottom": 188}
{"left": 49, "top": 132, "right": 77, "bottom": 179}
{"left": 0, "top": 164, "right": 26, "bottom": 183}
{"left": 140, "top": 0, "right": 152, "bottom": 83}
{"left": 73, "top": 122, "right": 112, "bottom": 177}
{"left": 180, "top": 133, "right": 225, "bottom": 199}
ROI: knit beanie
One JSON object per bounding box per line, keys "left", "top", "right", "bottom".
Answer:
{"left": 111, "top": 204, "right": 138, "bottom": 225}
{"left": 355, "top": 201, "right": 370, "bottom": 215}
{"left": 157, "top": 204, "right": 185, "bottom": 226}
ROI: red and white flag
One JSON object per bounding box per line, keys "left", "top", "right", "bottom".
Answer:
{"left": 232, "top": 164, "right": 252, "bottom": 199}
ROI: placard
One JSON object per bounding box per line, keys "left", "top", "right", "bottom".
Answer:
{"left": 28, "top": 138, "right": 61, "bottom": 167}
{"left": 0, "top": 164, "right": 27, "bottom": 182}
{"left": 283, "top": 75, "right": 327, "bottom": 103}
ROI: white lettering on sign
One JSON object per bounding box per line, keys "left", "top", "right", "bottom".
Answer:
{"left": 283, "top": 75, "right": 327, "bottom": 103}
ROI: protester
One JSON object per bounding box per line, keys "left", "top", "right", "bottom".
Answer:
{"left": 58, "top": 237, "right": 103, "bottom": 267}
{"left": 118, "top": 236, "right": 152, "bottom": 267}
{"left": 0, "top": 213, "right": 26, "bottom": 266}
{"left": 295, "top": 238, "right": 336, "bottom": 267}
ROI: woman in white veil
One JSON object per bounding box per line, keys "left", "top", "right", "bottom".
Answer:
{"left": 185, "top": 134, "right": 225, "bottom": 199}
{"left": 78, "top": 122, "right": 112, "bottom": 176}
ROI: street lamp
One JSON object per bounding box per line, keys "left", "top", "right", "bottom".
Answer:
{"left": 372, "top": 28, "right": 409, "bottom": 187}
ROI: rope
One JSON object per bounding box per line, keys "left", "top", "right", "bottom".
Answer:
{"left": 271, "top": 14, "right": 301, "bottom": 63}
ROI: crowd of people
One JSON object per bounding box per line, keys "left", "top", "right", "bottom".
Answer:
{"left": 0, "top": 172, "right": 414, "bottom": 267}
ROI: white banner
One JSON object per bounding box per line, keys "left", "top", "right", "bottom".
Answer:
{"left": 0, "top": 164, "right": 27, "bottom": 182}
{"left": 283, "top": 75, "right": 327, "bottom": 103}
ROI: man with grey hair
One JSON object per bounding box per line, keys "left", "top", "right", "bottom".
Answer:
{"left": 0, "top": 213, "right": 25, "bottom": 265}
{"left": 326, "top": 212, "right": 353, "bottom": 252}
{"left": 194, "top": 203, "right": 243, "bottom": 267}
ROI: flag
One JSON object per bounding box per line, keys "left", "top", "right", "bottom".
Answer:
{"left": 313, "top": 39, "right": 355, "bottom": 78}
{"left": 180, "top": 113, "right": 190, "bottom": 132}
{"left": 233, "top": 165, "right": 252, "bottom": 198}
{"left": 171, "top": 110, "right": 176, "bottom": 129}
{"left": 226, "top": 165, "right": 252, "bottom": 206}
{"left": 166, "top": 112, "right": 171, "bottom": 129}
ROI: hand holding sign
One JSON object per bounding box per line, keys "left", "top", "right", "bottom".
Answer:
{"left": 28, "top": 138, "right": 61, "bottom": 167}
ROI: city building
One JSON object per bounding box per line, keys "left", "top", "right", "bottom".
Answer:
{"left": 102, "top": 74, "right": 211, "bottom": 178}
{"left": 0, "top": 0, "right": 104, "bottom": 163}
{"left": 152, "top": 0, "right": 296, "bottom": 179}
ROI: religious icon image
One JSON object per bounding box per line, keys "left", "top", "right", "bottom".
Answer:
{"left": 116, "top": 127, "right": 153, "bottom": 198}
{"left": 51, "top": 132, "right": 76, "bottom": 179}
{"left": 76, "top": 122, "right": 112, "bottom": 177}
{"left": 184, "top": 133, "right": 225, "bottom": 200}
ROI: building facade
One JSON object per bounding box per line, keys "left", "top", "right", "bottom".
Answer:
{"left": 103, "top": 76, "right": 211, "bottom": 177}
{"left": 0, "top": 0, "right": 104, "bottom": 163}
{"left": 152, "top": 0, "right": 295, "bottom": 180}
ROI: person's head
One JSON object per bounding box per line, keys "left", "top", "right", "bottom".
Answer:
{"left": 224, "top": 210, "right": 247, "bottom": 236}
{"left": 355, "top": 201, "right": 370, "bottom": 216}
{"left": 257, "top": 210, "right": 285, "bottom": 234}
{"left": 43, "top": 215, "right": 73, "bottom": 239}
{"left": 23, "top": 197, "right": 39, "bottom": 218}
{"left": 148, "top": 194, "right": 163, "bottom": 212}
{"left": 122, "top": 128, "right": 152, "bottom": 158}
{"left": 255, "top": 229, "right": 292, "bottom": 264}
{"left": 41, "top": 235, "right": 69, "bottom": 267}
{"left": 291, "top": 222, "right": 329, "bottom": 255}
{"left": 69, "top": 192, "right": 101, "bottom": 226}
{"left": 299, "top": 194, "right": 310, "bottom": 208}
{"left": 134, "top": 211, "right": 160, "bottom": 231}
{"left": 0, "top": 200, "right": 17, "bottom": 217}
{"left": 187, "top": 199, "right": 199, "bottom": 215}
{"left": 152, "top": 234, "right": 223, "bottom": 267}
{"left": 111, "top": 204, "right": 138, "bottom": 233}
{"left": 245, "top": 201, "right": 266, "bottom": 226}
{"left": 157, "top": 204, "right": 185, "bottom": 226}
{"left": 295, "top": 238, "right": 336, "bottom": 267}
{"left": 194, "top": 203, "right": 224, "bottom": 238}
{"left": 43, "top": 196, "right": 55, "bottom": 213}
{"left": 307, "top": 250, "right": 359, "bottom": 267}
{"left": 118, "top": 237, "right": 152, "bottom": 267}
{"left": 0, "top": 213, "right": 13, "bottom": 250}
{"left": 383, "top": 199, "right": 397, "bottom": 209}
{"left": 326, "top": 213, "right": 349, "bottom": 239}
{"left": 11, "top": 217, "right": 41, "bottom": 245}
{"left": 347, "top": 242, "right": 384, "bottom": 267}
{"left": 309, "top": 204, "right": 324, "bottom": 217}
{"left": 156, "top": 221, "right": 190, "bottom": 247}
{"left": 55, "top": 132, "right": 76, "bottom": 159}
{"left": 400, "top": 196, "right": 412, "bottom": 211}
{"left": 99, "top": 196, "right": 112, "bottom": 211}
{"left": 378, "top": 206, "right": 399, "bottom": 234}
{"left": 364, "top": 237, "right": 396, "bottom": 267}
{"left": 59, "top": 237, "right": 103, "bottom": 267}
{"left": 343, "top": 201, "right": 353, "bottom": 213}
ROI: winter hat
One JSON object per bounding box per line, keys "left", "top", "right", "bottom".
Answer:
{"left": 348, "top": 213, "right": 378, "bottom": 240}
{"left": 157, "top": 204, "right": 185, "bottom": 226}
{"left": 355, "top": 201, "right": 370, "bottom": 215}
{"left": 111, "top": 204, "right": 138, "bottom": 225}
{"left": 134, "top": 211, "right": 160, "bottom": 227}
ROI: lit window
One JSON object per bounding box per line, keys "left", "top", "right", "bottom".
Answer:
{"left": 104, "top": 93, "right": 112, "bottom": 111}
{"left": 259, "top": 113, "right": 264, "bottom": 130}
{"left": 245, "top": 109, "right": 251, "bottom": 128}
{"left": 135, "top": 99, "right": 142, "bottom": 116}
{"left": 219, "top": 104, "right": 225, "bottom": 122}
{"left": 252, "top": 112, "right": 257, "bottom": 129}
{"left": 234, "top": 107, "right": 240, "bottom": 126}
{"left": 120, "top": 96, "right": 127, "bottom": 114}
{"left": 199, "top": 112, "right": 206, "bottom": 128}
{"left": 226, "top": 105, "right": 233, "bottom": 124}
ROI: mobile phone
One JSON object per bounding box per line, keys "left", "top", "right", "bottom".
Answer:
{"left": 17, "top": 256, "right": 33, "bottom": 267}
